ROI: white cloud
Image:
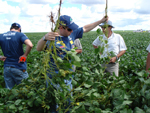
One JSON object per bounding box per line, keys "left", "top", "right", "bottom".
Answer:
{"left": 0, "top": 0, "right": 10, "bottom": 14}
{"left": 68, "top": 0, "right": 105, "bottom": 5}
{"left": 0, "top": 0, "right": 21, "bottom": 29}
{"left": 134, "top": 0, "right": 150, "bottom": 14}
{"left": 27, "top": 0, "right": 60, "bottom": 4}
{"left": 1, "top": 0, "right": 150, "bottom": 33}
{"left": 5, "top": 0, "right": 20, "bottom": 2}
{"left": 5, "top": 0, "right": 61, "bottom": 4}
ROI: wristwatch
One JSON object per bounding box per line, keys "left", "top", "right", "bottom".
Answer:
{"left": 43, "top": 36, "right": 47, "bottom": 41}
{"left": 116, "top": 56, "right": 118, "bottom": 60}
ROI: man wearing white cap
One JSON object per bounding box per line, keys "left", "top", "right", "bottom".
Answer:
{"left": 93, "top": 20, "right": 127, "bottom": 77}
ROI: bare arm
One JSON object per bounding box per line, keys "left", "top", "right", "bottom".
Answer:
{"left": 18, "top": 39, "right": 33, "bottom": 62}
{"left": 75, "top": 49, "right": 82, "bottom": 54}
{"left": 36, "top": 32, "right": 59, "bottom": 51}
{"left": 116, "top": 50, "right": 126, "bottom": 58}
{"left": 36, "top": 37, "right": 47, "bottom": 51}
{"left": 110, "top": 50, "right": 126, "bottom": 63}
{"left": 146, "top": 52, "right": 150, "bottom": 73}
{"left": 83, "top": 16, "right": 108, "bottom": 33}
{"left": 23, "top": 39, "right": 33, "bottom": 56}
{"left": 93, "top": 45, "right": 98, "bottom": 48}
{"left": 0, "top": 56, "right": 6, "bottom": 62}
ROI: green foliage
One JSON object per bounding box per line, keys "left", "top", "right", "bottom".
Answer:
{"left": 0, "top": 31, "right": 150, "bottom": 112}
{"left": 96, "top": 28, "right": 102, "bottom": 35}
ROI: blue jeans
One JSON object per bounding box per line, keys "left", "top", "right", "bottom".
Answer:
{"left": 46, "top": 72, "right": 72, "bottom": 113}
{"left": 4, "top": 67, "right": 28, "bottom": 90}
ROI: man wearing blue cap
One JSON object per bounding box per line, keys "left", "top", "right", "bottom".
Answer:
{"left": 93, "top": 20, "right": 127, "bottom": 77}
{"left": 36, "top": 15, "right": 108, "bottom": 112}
{"left": 0, "top": 23, "right": 33, "bottom": 89}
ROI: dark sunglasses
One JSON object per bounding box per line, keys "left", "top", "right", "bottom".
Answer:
{"left": 67, "top": 28, "right": 72, "bottom": 31}
{"left": 62, "top": 26, "right": 72, "bottom": 31}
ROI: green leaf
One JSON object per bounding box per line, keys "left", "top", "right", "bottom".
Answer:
{"left": 72, "top": 79, "right": 77, "bottom": 85}
{"left": 22, "top": 102, "right": 26, "bottom": 105}
{"left": 95, "top": 69, "right": 99, "bottom": 75}
{"left": 11, "top": 89, "right": 19, "bottom": 96}
{"left": 82, "top": 67, "right": 88, "bottom": 71}
{"left": 136, "top": 71, "right": 144, "bottom": 77}
{"left": 93, "top": 92, "right": 100, "bottom": 98}
{"left": 94, "top": 46, "right": 100, "bottom": 54}
{"left": 74, "top": 87, "right": 82, "bottom": 91}
{"left": 84, "top": 72, "right": 90, "bottom": 76}
{"left": 118, "top": 80, "right": 125, "bottom": 84}
{"left": 145, "top": 90, "right": 150, "bottom": 99}
{"left": 146, "top": 108, "right": 150, "bottom": 113}
{"left": 134, "top": 107, "right": 145, "bottom": 113}
{"left": 96, "top": 28, "right": 101, "bottom": 35}
{"left": 120, "top": 108, "right": 133, "bottom": 113}
{"left": 110, "top": 51, "right": 116, "bottom": 57}
{"left": 15, "top": 99, "right": 22, "bottom": 106}
{"left": 145, "top": 79, "right": 150, "bottom": 85}
{"left": 33, "top": 69, "right": 40, "bottom": 74}
{"left": 92, "top": 101, "right": 99, "bottom": 106}
{"left": 9, "top": 104, "right": 16, "bottom": 109}
{"left": 139, "top": 78, "right": 144, "bottom": 82}
{"left": 73, "top": 54, "right": 81, "bottom": 62}
{"left": 0, "top": 103, "right": 4, "bottom": 106}
{"left": 84, "top": 102, "right": 91, "bottom": 106}
{"left": 18, "top": 105, "right": 23, "bottom": 111}
{"left": 122, "top": 101, "right": 132, "bottom": 105}
{"left": 100, "top": 46, "right": 105, "bottom": 54}
{"left": 57, "top": 57, "right": 63, "bottom": 63}
{"left": 94, "top": 108, "right": 102, "bottom": 113}
{"left": 28, "top": 99, "right": 33, "bottom": 107}
{"left": 27, "top": 91, "right": 35, "bottom": 97}
{"left": 84, "top": 83, "right": 91, "bottom": 88}
{"left": 73, "top": 61, "right": 81, "bottom": 67}
{"left": 37, "top": 98, "right": 42, "bottom": 103}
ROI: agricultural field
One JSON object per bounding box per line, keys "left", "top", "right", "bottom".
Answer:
{"left": 0, "top": 31, "right": 150, "bottom": 113}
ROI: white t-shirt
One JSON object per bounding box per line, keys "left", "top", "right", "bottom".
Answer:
{"left": 146, "top": 44, "right": 150, "bottom": 52}
{"left": 92, "top": 32, "right": 127, "bottom": 58}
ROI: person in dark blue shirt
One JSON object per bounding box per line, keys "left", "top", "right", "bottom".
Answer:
{"left": 37, "top": 15, "right": 108, "bottom": 71}
{"left": 0, "top": 23, "right": 33, "bottom": 89}
{"left": 36, "top": 15, "right": 108, "bottom": 113}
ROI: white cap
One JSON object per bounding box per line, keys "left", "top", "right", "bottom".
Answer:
{"left": 99, "top": 20, "right": 114, "bottom": 28}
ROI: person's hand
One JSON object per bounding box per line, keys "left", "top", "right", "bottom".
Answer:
{"left": 101, "top": 16, "right": 108, "bottom": 23}
{"left": 45, "top": 32, "right": 60, "bottom": 41}
{"left": 0, "top": 56, "right": 6, "bottom": 62}
{"left": 18, "top": 55, "right": 27, "bottom": 63}
{"left": 110, "top": 57, "right": 116, "bottom": 63}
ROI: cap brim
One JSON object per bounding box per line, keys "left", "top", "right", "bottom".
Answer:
{"left": 68, "top": 22, "right": 79, "bottom": 31}
{"left": 99, "top": 25, "right": 114, "bottom": 28}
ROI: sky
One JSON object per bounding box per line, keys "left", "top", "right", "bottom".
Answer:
{"left": 0, "top": 0, "right": 150, "bottom": 33}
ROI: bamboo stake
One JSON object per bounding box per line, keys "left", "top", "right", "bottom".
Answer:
{"left": 104, "top": 0, "right": 108, "bottom": 38}
{"left": 105, "top": 0, "right": 108, "bottom": 17}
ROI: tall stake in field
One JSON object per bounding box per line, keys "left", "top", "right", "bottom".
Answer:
{"left": 43, "top": 0, "right": 63, "bottom": 74}
{"left": 104, "top": 0, "right": 108, "bottom": 38}
{"left": 97, "top": 0, "right": 110, "bottom": 65}
{"left": 105, "top": 0, "right": 108, "bottom": 17}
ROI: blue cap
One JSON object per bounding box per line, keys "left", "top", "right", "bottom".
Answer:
{"left": 59, "top": 15, "right": 79, "bottom": 31}
{"left": 11, "top": 23, "right": 21, "bottom": 32}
